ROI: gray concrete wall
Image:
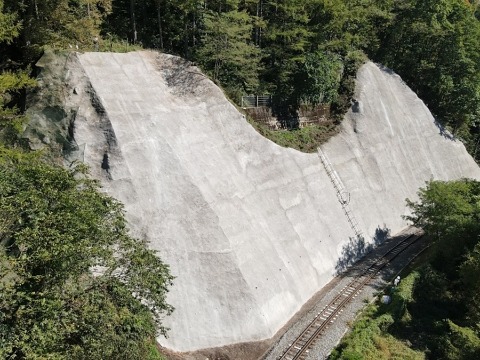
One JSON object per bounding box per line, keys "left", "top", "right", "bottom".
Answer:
{"left": 322, "top": 63, "right": 480, "bottom": 240}
{"left": 64, "top": 51, "right": 480, "bottom": 352}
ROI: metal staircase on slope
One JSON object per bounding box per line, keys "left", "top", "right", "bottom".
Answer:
{"left": 317, "top": 148, "right": 363, "bottom": 238}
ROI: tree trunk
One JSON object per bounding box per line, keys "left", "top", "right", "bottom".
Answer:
{"left": 258, "top": 0, "right": 263, "bottom": 47}
{"left": 34, "top": 0, "right": 39, "bottom": 19}
{"left": 130, "top": 0, "right": 137, "bottom": 43}
{"left": 184, "top": 17, "right": 188, "bottom": 57}
{"left": 156, "top": 2, "right": 164, "bottom": 49}
{"left": 192, "top": 9, "right": 196, "bottom": 47}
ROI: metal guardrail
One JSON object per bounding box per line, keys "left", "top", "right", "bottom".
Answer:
{"left": 241, "top": 95, "right": 272, "bottom": 108}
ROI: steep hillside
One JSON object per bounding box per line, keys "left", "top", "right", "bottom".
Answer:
{"left": 321, "top": 63, "right": 480, "bottom": 242}
{"left": 25, "top": 51, "right": 480, "bottom": 353}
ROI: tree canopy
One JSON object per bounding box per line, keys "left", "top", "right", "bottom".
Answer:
{"left": 196, "top": 8, "right": 261, "bottom": 94}
{"left": 0, "top": 150, "right": 174, "bottom": 359}
{"left": 376, "top": 0, "right": 480, "bottom": 157}
{"left": 4, "top": 0, "right": 479, "bottom": 159}
{"left": 405, "top": 179, "right": 480, "bottom": 259}
{"left": 403, "top": 179, "right": 480, "bottom": 358}
{"left": 0, "top": 1, "right": 36, "bottom": 144}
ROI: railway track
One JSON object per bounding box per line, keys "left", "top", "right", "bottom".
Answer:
{"left": 277, "top": 230, "right": 424, "bottom": 360}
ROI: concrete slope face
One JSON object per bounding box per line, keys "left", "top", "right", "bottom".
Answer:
{"left": 322, "top": 62, "right": 480, "bottom": 239}
{"left": 69, "top": 52, "right": 480, "bottom": 351}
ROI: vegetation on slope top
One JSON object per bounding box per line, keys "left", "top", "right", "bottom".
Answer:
{"left": 248, "top": 117, "right": 339, "bottom": 153}
{"left": 3, "top": 1, "right": 480, "bottom": 156}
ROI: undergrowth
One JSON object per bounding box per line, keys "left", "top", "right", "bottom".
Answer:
{"left": 329, "top": 272, "right": 425, "bottom": 360}
{"left": 247, "top": 117, "right": 339, "bottom": 153}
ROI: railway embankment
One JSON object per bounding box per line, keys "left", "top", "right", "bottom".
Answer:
{"left": 263, "top": 227, "right": 426, "bottom": 360}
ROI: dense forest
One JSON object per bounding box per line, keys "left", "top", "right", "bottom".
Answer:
{"left": 1, "top": 0, "right": 480, "bottom": 359}
{"left": 1, "top": 0, "right": 480, "bottom": 157}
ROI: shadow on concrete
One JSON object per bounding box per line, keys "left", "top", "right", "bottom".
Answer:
{"left": 335, "top": 235, "right": 370, "bottom": 275}
{"left": 335, "top": 225, "right": 391, "bottom": 275}
{"left": 372, "top": 224, "right": 390, "bottom": 247}
{"left": 433, "top": 119, "right": 456, "bottom": 141}
{"left": 376, "top": 63, "right": 456, "bottom": 143}
{"left": 159, "top": 56, "right": 208, "bottom": 96}
{"left": 377, "top": 63, "right": 396, "bottom": 76}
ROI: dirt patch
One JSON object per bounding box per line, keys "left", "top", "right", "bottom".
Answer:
{"left": 159, "top": 339, "right": 271, "bottom": 360}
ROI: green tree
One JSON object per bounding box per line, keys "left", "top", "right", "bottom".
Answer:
{"left": 0, "top": 70, "right": 35, "bottom": 144}
{"left": 0, "top": 0, "right": 20, "bottom": 43}
{"left": 0, "top": 1, "right": 36, "bottom": 144}
{"left": 295, "top": 51, "right": 343, "bottom": 106}
{"left": 261, "top": 0, "right": 312, "bottom": 104}
{"left": 309, "top": 0, "right": 392, "bottom": 55}
{"left": 196, "top": 8, "right": 261, "bottom": 96}
{"left": 460, "top": 241, "right": 480, "bottom": 327}
{"left": 5, "top": 0, "right": 112, "bottom": 49}
{"left": 405, "top": 179, "right": 480, "bottom": 251}
{"left": 0, "top": 150, "right": 174, "bottom": 359}
{"left": 377, "top": 0, "right": 480, "bottom": 148}
{"left": 405, "top": 179, "right": 480, "bottom": 279}
{"left": 401, "top": 179, "right": 480, "bottom": 358}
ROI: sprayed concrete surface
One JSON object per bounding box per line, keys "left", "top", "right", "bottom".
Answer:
{"left": 321, "top": 63, "right": 480, "bottom": 242}
{"left": 41, "top": 51, "right": 479, "bottom": 352}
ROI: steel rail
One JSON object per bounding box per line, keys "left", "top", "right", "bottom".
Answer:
{"left": 277, "top": 230, "right": 424, "bottom": 360}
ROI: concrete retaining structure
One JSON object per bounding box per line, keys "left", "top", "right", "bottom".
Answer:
{"left": 33, "top": 51, "right": 480, "bottom": 352}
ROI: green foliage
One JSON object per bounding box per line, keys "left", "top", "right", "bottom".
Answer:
{"left": 443, "top": 320, "right": 480, "bottom": 360}
{"left": 330, "top": 273, "right": 424, "bottom": 360}
{"left": 376, "top": 0, "right": 480, "bottom": 159}
{"left": 261, "top": 0, "right": 312, "bottom": 105}
{"left": 460, "top": 242, "right": 480, "bottom": 293}
{"left": 248, "top": 116, "right": 338, "bottom": 153}
{"left": 333, "top": 50, "right": 367, "bottom": 112}
{"left": 0, "top": 151, "right": 174, "bottom": 359}
{"left": 296, "top": 51, "right": 343, "bottom": 106}
{"left": 196, "top": 9, "right": 262, "bottom": 95}
{"left": 4, "top": 0, "right": 113, "bottom": 53}
{"left": 0, "top": 4, "right": 36, "bottom": 144}
{"left": 310, "top": 0, "right": 393, "bottom": 55}
{"left": 96, "top": 33, "right": 143, "bottom": 52}
{"left": 394, "top": 265, "right": 480, "bottom": 359}
{"left": 405, "top": 179, "right": 480, "bottom": 260}
{"left": 0, "top": 0, "right": 20, "bottom": 44}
